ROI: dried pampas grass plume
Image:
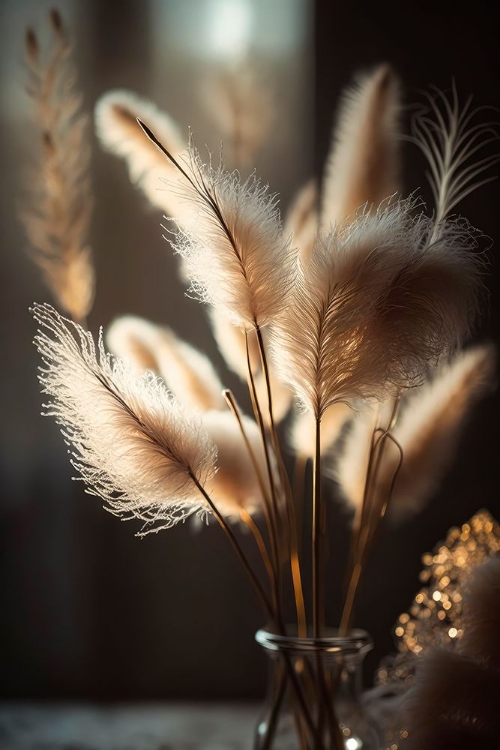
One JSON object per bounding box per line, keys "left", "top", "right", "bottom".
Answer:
{"left": 410, "top": 83, "right": 500, "bottom": 229}
{"left": 290, "top": 402, "right": 352, "bottom": 459}
{"left": 271, "top": 199, "right": 482, "bottom": 417}
{"left": 333, "top": 410, "right": 377, "bottom": 511}
{"left": 386, "top": 345, "right": 495, "bottom": 520}
{"left": 208, "top": 307, "right": 260, "bottom": 379}
{"left": 21, "top": 10, "right": 94, "bottom": 324}
{"left": 138, "top": 122, "right": 296, "bottom": 330}
{"left": 202, "top": 411, "right": 268, "bottom": 517}
{"left": 200, "top": 61, "right": 275, "bottom": 169}
{"left": 283, "top": 179, "right": 318, "bottom": 264}
{"left": 137, "top": 123, "right": 295, "bottom": 330}
{"left": 461, "top": 556, "right": 500, "bottom": 667}
{"left": 106, "top": 315, "right": 225, "bottom": 413}
{"left": 321, "top": 64, "right": 401, "bottom": 228}
{"left": 95, "top": 90, "right": 193, "bottom": 226}
{"left": 33, "top": 303, "right": 217, "bottom": 533}
{"left": 404, "top": 649, "right": 500, "bottom": 749}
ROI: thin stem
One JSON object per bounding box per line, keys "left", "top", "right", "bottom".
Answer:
{"left": 191, "top": 473, "right": 274, "bottom": 622}
{"left": 254, "top": 324, "right": 307, "bottom": 639}
{"left": 312, "top": 414, "right": 322, "bottom": 638}
{"left": 240, "top": 508, "right": 275, "bottom": 588}
{"left": 223, "top": 388, "right": 277, "bottom": 586}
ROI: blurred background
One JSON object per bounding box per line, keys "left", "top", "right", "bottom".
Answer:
{"left": 1, "top": 0, "right": 499, "bottom": 704}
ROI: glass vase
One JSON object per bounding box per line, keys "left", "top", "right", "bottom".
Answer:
{"left": 254, "top": 628, "right": 381, "bottom": 750}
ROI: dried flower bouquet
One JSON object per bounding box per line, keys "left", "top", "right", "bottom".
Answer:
{"left": 22, "top": 10, "right": 497, "bottom": 749}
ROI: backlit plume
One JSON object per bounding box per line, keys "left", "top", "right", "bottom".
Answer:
{"left": 33, "top": 304, "right": 217, "bottom": 533}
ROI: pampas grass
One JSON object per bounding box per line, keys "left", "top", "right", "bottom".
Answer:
{"left": 283, "top": 179, "right": 318, "bottom": 264}
{"left": 321, "top": 64, "right": 401, "bottom": 228}
{"left": 270, "top": 199, "right": 482, "bottom": 418}
{"left": 404, "top": 558, "right": 500, "bottom": 748}
{"left": 106, "top": 315, "right": 225, "bottom": 412}
{"left": 202, "top": 410, "right": 268, "bottom": 517}
{"left": 94, "top": 90, "right": 193, "bottom": 226}
{"left": 33, "top": 303, "right": 217, "bottom": 532}
{"left": 200, "top": 61, "right": 275, "bottom": 169}
{"left": 26, "top": 44, "right": 498, "bottom": 741}
{"left": 336, "top": 346, "right": 495, "bottom": 519}
{"left": 21, "top": 10, "right": 94, "bottom": 325}
{"left": 138, "top": 125, "right": 295, "bottom": 331}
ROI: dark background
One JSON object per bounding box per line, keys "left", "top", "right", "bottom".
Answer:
{"left": 1, "top": 0, "right": 499, "bottom": 702}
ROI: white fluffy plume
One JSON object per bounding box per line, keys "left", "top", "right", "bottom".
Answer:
{"left": 138, "top": 123, "right": 296, "bottom": 330}
{"left": 321, "top": 64, "right": 401, "bottom": 228}
{"left": 202, "top": 411, "right": 268, "bottom": 517}
{"left": 283, "top": 179, "right": 318, "bottom": 264}
{"left": 106, "top": 315, "right": 225, "bottom": 412}
{"left": 33, "top": 304, "right": 217, "bottom": 533}
{"left": 95, "top": 90, "right": 193, "bottom": 225}
{"left": 290, "top": 402, "right": 352, "bottom": 458}
{"left": 336, "top": 346, "right": 495, "bottom": 518}
{"left": 387, "top": 345, "right": 495, "bottom": 520}
{"left": 270, "top": 199, "right": 482, "bottom": 417}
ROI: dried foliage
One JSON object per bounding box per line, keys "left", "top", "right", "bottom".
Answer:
{"left": 137, "top": 127, "right": 296, "bottom": 330}
{"left": 94, "top": 90, "right": 192, "bottom": 225}
{"left": 28, "top": 50, "right": 498, "bottom": 738}
{"left": 21, "top": 10, "right": 94, "bottom": 324}
{"left": 270, "top": 199, "right": 483, "bottom": 417}
{"left": 106, "top": 315, "right": 225, "bottom": 412}
{"left": 33, "top": 303, "right": 216, "bottom": 532}
{"left": 321, "top": 64, "right": 401, "bottom": 228}
{"left": 200, "top": 61, "right": 275, "bottom": 169}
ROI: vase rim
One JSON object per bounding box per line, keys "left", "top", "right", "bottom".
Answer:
{"left": 255, "top": 627, "right": 373, "bottom": 656}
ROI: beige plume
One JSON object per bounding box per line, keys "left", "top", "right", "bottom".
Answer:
{"left": 208, "top": 307, "right": 260, "bottom": 379}
{"left": 283, "top": 179, "right": 318, "bottom": 264}
{"left": 106, "top": 315, "right": 225, "bottom": 412}
{"left": 21, "top": 10, "right": 95, "bottom": 324}
{"left": 271, "top": 199, "right": 482, "bottom": 417}
{"left": 321, "top": 64, "right": 401, "bottom": 229}
{"left": 200, "top": 61, "right": 275, "bottom": 169}
{"left": 33, "top": 304, "right": 217, "bottom": 533}
{"left": 333, "top": 409, "right": 378, "bottom": 511}
{"left": 290, "top": 402, "right": 352, "bottom": 458}
{"left": 137, "top": 126, "right": 296, "bottom": 331}
{"left": 202, "top": 411, "right": 268, "bottom": 517}
{"left": 94, "top": 90, "right": 193, "bottom": 226}
{"left": 386, "top": 345, "right": 495, "bottom": 521}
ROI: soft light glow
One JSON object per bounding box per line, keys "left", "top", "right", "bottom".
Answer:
{"left": 345, "top": 738, "right": 360, "bottom": 750}
{"left": 207, "top": 0, "right": 253, "bottom": 60}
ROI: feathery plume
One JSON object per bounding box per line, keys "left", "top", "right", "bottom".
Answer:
{"left": 21, "top": 12, "right": 94, "bottom": 324}
{"left": 283, "top": 179, "right": 318, "bottom": 264}
{"left": 95, "top": 90, "right": 193, "bottom": 225}
{"left": 270, "top": 199, "right": 483, "bottom": 417}
{"left": 410, "top": 84, "right": 499, "bottom": 229}
{"left": 461, "top": 556, "right": 500, "bottom": 667}
{"left": 138, "top": 123, "right": 296, "bottom": 330}
{"left": 333, "top": 410, "right": 377, "bottom": 511}
{"left": 290, "top": 402, "right": 352, "bottom": 459}
{"left": 106, "top": 315, "right": 225, "bottom": 412}
{"left": 200, "top": 61, "right": 275, "bottom": 169}
{"left": 33, "top": 303, "right": 217, "bottom": 532}
{"left": 385, "top": 345, "right": 495, "bottom": 520}
{"left": 404, "top": 649, "right": 500, "bottom": 749}
{"left": 321, "top": 64, "right": 401, "bottom": 228}
{"left": 208, "top": 306, "right": 260, "bottom": 379}
{"left": 202, "top": 411, "right": 268, "bottom": 517}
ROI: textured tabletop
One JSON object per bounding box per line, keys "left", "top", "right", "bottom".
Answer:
{"left": 0, "top": 703, "right": 259, "bottom": 750}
